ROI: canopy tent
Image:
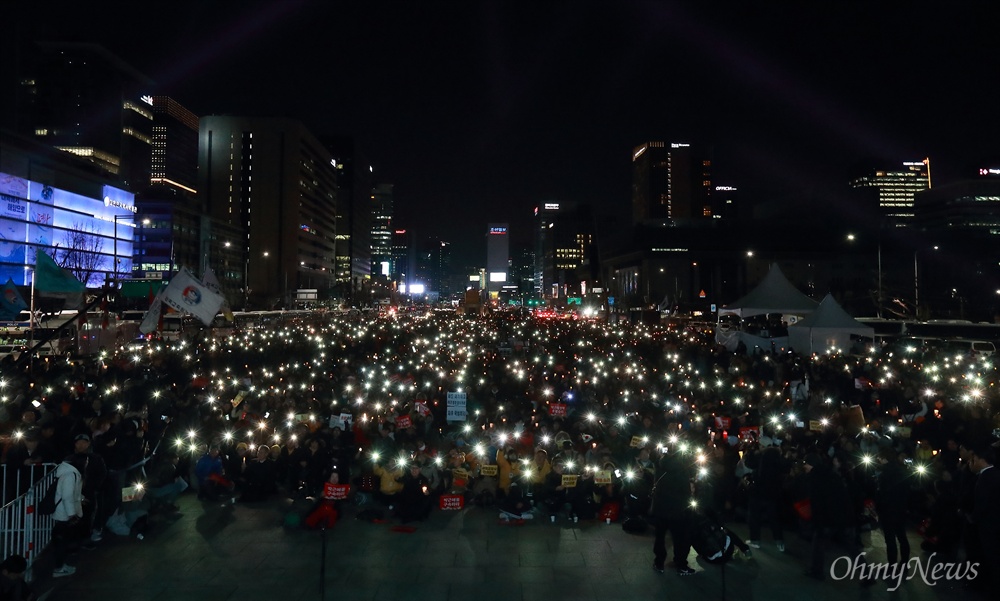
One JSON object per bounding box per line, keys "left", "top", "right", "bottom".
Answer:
{"left": 788, "top": 294, "right": 874, "bottom": 355}
{"left": 718, "top": 264, "right": 819, "bottom": 318}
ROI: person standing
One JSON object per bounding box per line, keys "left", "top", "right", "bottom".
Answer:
{"left": 745, "top": 440, "right": 788, "bottom": 552}
{"left": 51, "top": 454, "right": 86, "bottom": 578}
{"left": 802, "top": 453, "right": 853, "bottom": 580}
{"left": 875, "top": 448, "right": 910, "bottom": 568}
{"left": 969, "top": 442, "right": 1000, "bottom": 591}
{"left": 650, "top": 446, "right": 696, "bottom": 576}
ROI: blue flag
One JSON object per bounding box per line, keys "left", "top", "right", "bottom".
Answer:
{"left": 0, "top": 278, "right": 27, "bottom": 320}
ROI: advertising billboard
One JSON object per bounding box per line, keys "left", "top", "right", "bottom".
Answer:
{"left": 0, "top": 172, "right": 135, "bottom": 286}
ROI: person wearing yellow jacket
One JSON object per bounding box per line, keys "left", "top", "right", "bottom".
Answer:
{"left": 528, "top": 449, "right": 552, "bottom": 486}
{"left": 372, "top": 460, "right": 404, "bottom": 506}
{"left": 496, "top": 448, "right": 522, "bottom": 496}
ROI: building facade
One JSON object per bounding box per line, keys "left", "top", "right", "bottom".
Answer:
{"left": 0, "top": 132, "right": 135, "bottom": 288}
{"left": 199, "top": 117, "right": 339, "bottom": 308}
{"left": 850, "top": 160, "right": 930, "bottom": 226}
{"left": 370, "top": 183, "right": 393, "bottom": 279}
{"left": 631, "top": 141, "right": 713, "bottom": 226}
{"left": 534, "top": 203, "right": 593, "bottom": 298}
{"left": 486, "top": 223, "right": 509, "bottom": 295}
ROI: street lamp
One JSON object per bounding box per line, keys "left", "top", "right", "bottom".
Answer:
{"left": 847, "top": 233, "right": 882, "bottom": 318}
{"left": 914, "top": 245, "right": 939, "bottom": 315}
{"left": 112, "top": 214, "right": 139, "bottom": 284}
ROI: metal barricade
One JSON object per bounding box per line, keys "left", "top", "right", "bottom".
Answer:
{"left": 0, "top": 463, "right": 57, "bottom": 582}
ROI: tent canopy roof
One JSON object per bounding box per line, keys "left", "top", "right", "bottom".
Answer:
{"left": 719, "top": 264, "right": 818, "bottom": 317}
{"left": 789, "top": 294, "right": 874, "bottom": 335}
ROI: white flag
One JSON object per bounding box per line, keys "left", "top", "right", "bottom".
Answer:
{"left": 202, "top": 267, "right": 234, "bottom": 321}
{"left": 162, "top": 268, "right": 224, "bottom": 326}
{"left": 139, "top": 291, "right": 163, "bottom": 335}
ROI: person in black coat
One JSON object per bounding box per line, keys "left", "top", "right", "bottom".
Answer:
{"left": 650, "top": 447, "right": 696, "bottom": 576}
{"left": 969, "top": 442, "right": 1000, "bottom": 591}
{"left": 875, "top": 448, "right": 911, "bottom": 566}
{"left": 745, "top": 442, "right": 789, "bottom": 552}
{"left": 397, "top": 464, "right": 433, "bottom": 523}
{"left": 803, "top": 453, "right": 854, "bottom": 580}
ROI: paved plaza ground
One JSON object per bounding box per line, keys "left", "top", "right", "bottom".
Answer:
{"left": 29, "top": 492, "right": 989, "bottom": 601}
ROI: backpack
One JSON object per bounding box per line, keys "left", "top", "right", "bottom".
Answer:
{"left": 37, "top": 480, "right": 60, "bottom": 515}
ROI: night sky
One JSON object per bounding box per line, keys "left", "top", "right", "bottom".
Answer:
{"left": 15, "top": 2, "right": 1000, "bottom": 265}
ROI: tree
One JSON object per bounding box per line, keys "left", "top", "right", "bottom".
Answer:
{"left": 56, "top": 221, "right": 108, "bottom": 286}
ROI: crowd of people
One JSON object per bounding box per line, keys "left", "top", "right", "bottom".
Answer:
{"left": 0, "top": 309, "right": 998, "bottom": 593}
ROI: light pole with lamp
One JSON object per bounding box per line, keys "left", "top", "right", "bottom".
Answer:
{"left": 914, "top": 245, "right": 939, "bottom": 316}
{"left": 847, "top": 233, "right": 882, "bottom": 318}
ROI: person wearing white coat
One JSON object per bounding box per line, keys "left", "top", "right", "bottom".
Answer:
{"left": 51, "top": 454, "right": 86, "bottom": 578}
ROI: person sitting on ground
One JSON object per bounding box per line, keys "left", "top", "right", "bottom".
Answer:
{"left": 145, "top": 452, "right": 187, "bottom": 512}
{"left": 241, "top": 445, "right": 278, "bottom": 502}
{"left": 371, "top": 455, "right": 404, "bottom": 507}
{"left": 195, "top": 445, "right": 234, "bottom": 503}
{"left": 0, "top": 554, "right": 35, "bottom": 601}
{"left": 397, "top": 463, "right": 433, "bottom": 523}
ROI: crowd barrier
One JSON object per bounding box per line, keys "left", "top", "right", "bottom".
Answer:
{"left": 0, "top": 463, "right": 58, "bottom": 581}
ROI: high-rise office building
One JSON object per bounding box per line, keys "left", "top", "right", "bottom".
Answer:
{"left": 850, "top": 160, "right": 930, "bottom": 225}
{"left": 631, "top": 141, "right": 713, "bottom": 226}
{"left": 149, "top": 96, "right": 199, "bottom": 194}
{"left": 486, "top": 223, "right": 509, "bottom": 295}
{"left": 371, "top": 183, "right": 394, "bottom": 278}
{"left": 415, "top": 238, "right": 452, "bottom": 299}
{"left": 200, "top": 116, "right": 339, "bottom": 307}
{"left": 13, "top": 42, "right": 155, "bottom": 191}
{"left": 534, "top": 203, "right": 593, "bottom": 298}
{"left": 389, "top": 229, "right": 414, "bottom": 286}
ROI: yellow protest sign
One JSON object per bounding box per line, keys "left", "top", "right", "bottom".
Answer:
{"left": 562, "top": 474, "right": 578, "bottom": 488}
{"left": 629, "top": 435, "right": 644, "bottom": 448}
{"left": 594, "top": 470, "right": 612, "bottom": 485}
{"left": 479, "top": 464, "right": 498, "bottom": 477}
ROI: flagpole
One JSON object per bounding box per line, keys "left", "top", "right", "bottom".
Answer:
{"left": 28, "top": 268, "right": 34, "bottom": 375}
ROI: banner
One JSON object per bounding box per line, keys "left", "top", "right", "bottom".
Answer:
{"left": 549, "top": 403, "right": 567, "bottom": 417}
{"left": 714, "top": 416, "right": 731, "bottom": 430}
{"left": 479, "top": 465, "right": 498, "bottom": 477}
{"left": 161, "top": 268, "right": 224, "bottom": 326}
{"left": 440, "top": 494, "right": 464, "bottom": 510}
{"left": 446, "top": 391, "right": 467, "bottom": 422}
{"left": 594, "top": 470, "right": 613, "bottom": 485}
{"left": 323, "top": 483, "right": 350, "bottom": 500}
{"left": 396, "top": 415, "right": 413, "bottom": 430}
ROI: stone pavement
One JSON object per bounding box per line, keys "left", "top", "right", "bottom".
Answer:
{"left": 30, "top": 493, "right": 990, "bottom": 601}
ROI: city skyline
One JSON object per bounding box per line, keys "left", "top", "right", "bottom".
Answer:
{"left": 5, "top": 3, "right": 1000, "bottom": 265}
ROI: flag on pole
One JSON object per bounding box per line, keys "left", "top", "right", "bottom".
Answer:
{"left": 0, "top": 278, "right": 28, "bottom": 320}
{"left": 161, "top": 268, "right": 224, "bottom": 326}
{"left": 202, "top": 267, "right": 234, "bottom": 322}
{"left": 34, "top": 251, "right": 85, "bottom": 308}
{"left": 139, "top": 289, "right": 163, "bottom": 335}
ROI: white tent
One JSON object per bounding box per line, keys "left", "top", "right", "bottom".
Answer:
{"left": 718, "top": 264, "right": 819, "bottom": 318}
{"left": 788, "top": 294, "right": 875, "bottom": 355}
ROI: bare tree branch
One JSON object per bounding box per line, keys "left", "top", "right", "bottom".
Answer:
{"left": 57, "top": 222, "right": 108, "bottom": 286}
